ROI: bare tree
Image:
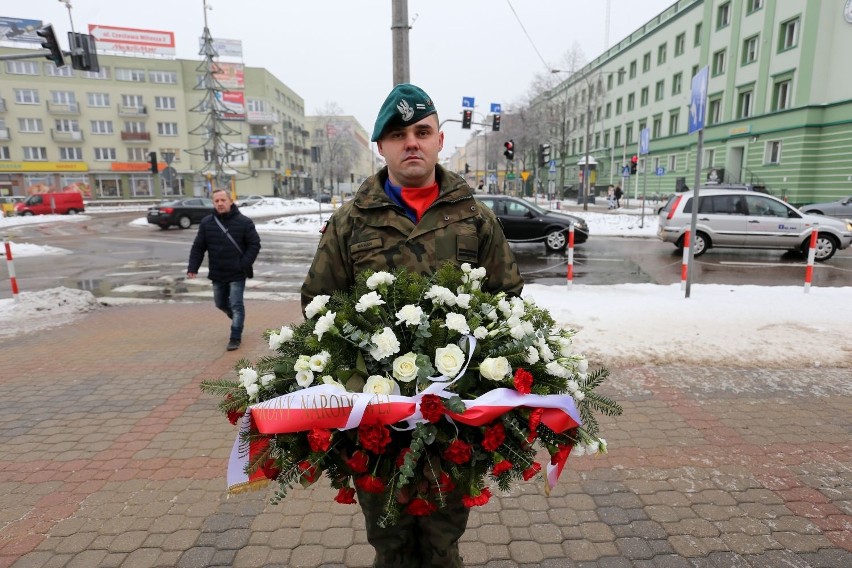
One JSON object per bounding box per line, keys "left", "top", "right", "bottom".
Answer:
{"left": 312, "top": 102, "right": 358, "bottom": 196}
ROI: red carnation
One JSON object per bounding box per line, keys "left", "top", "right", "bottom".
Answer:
{"left": 492, "top": 459, "right": 513, "bottom": 476}
{"left": 225, "top": 394, "right": 243, "bottom": 425}
{"left": 528, "top": 408, "right": 544, "bottom": 433}
{"left": 355, "top": 474, "right": 385, "bottom": 494}
{"left": 432, "top": 471, "right": 456, "bottom": 494}
{"left": 358, "top": 424, "right": 392, "bottom": 454}
{"left": 396, "top": 447, "right": 412, "bottom": 468}
{"left": 334, "top": 487, "right": 357, "bottom": 504}
{"left": 298, "top": 461, "right": 319, "bottom": 484}
{"left": 308, "top": 428, "right": 332, "bottom": 452}
{"left": 443, "top": 439, "right": 472, "bottom": 465}
{"left": 462, "top": 487, "right": 492, "bottom": 507}
{"left": 420, "top": 394, "right": 445, "bottom": 423}
{"left": 522, "top": 462, "right": 542, "bottom": 480}
{"left": 513, "top": 368, "right": 534, "bottom": 394}
{"left": 405, "top": 498, "right": 438, "bottom": 516}
{"left": 481, "top": 422, "right": 506, "bottom": 452}
{"left": 346, "top": 450, "right": 369, "bottom": 473}
{"left": 261, "top": 459, "right": 280, "bottom": 480}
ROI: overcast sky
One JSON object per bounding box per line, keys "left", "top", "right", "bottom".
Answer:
{"left": 27, "top": 0, "right": 675, "bottom": 157}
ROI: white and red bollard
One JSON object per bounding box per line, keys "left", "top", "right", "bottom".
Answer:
{"left": 566, "top": 224, "right": 575, "bottom": 288}
{"left": 3, "top": 237, "right": 19, "bottom": 303}
{"left": 804, "top": 224, "right": 818, "bottom": 294}
{"left": 680, "top": 229, "right": 690, "bottom": 291}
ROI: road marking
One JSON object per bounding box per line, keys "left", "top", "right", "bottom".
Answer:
{"left": 103, "top": 237, "right": 189, "bottom": 245}
{"left": 719, "top": 261, "right": 802, "bottom": 267}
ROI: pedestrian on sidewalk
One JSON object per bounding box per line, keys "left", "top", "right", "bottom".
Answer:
{"left": 187, "top": 188, "right": 261, "bottom": 351}
{"left": 606, "top": 185, "right": 617, "bottom": 209}
{"left": 614, "top": 184, "right": 624, "bottom": 208}
{"left": 301, "top": 83, "right": 523, "bottom": 567}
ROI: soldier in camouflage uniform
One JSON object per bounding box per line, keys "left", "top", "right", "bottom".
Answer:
{"left": 301, "top": 84, "right": 523, "bottom": 567}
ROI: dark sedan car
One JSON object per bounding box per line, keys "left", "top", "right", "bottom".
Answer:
{"left": 147, "top": 197, "right": 214, "bottom": 229}
{"left": 476, "top": 195, "right": 589, "bottom": 252}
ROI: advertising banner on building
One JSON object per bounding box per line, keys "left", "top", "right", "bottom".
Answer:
{"left": 201, "top": 37, "right": 243, "bottom": 58}
{"left": 212, "top": 62, "right": 245, "bottom": 89}
{"left": 248, "top": 135, "right": 276, "bottom": 148}
{"left": 216, "top": 91, "right": 246, "bottom": 121}
{"left": 88, "top": 24, "right": 176, "bottom": 56}
{"left": 0, "top": 16, "right": 43, "bottom": 44}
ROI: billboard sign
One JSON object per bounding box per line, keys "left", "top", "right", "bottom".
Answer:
{"left": 88, "top": 24, "right": 176, "bottom": 56}
{"left": 0, "top": 16, "right": 43, "bottom": 44}
{"left": 216, "top": 91, "right": 246, "bottom": 120}
{"left": 201, "top": 37, "right": 243, "bottom": 58}
{"left": 248, "top": 135, "right": 276, "bottom": 148}
{"left": 212, "top": 62, "right": 244, "bottom": 89}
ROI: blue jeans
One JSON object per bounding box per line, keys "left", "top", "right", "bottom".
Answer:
{"left": 212, "top": 279, "right": 246, "bottom": 341}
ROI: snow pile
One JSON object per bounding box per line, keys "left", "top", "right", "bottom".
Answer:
{"left": 0, "top": 287, "right": 103, "bottom": 338}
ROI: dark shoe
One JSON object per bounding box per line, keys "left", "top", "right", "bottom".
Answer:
{"left": 226, "top": 339, "right": 241, "bottom": 351}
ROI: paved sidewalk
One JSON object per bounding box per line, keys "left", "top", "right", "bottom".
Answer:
{"left": 0, "top": 300, "right": 849, "bottom": 568}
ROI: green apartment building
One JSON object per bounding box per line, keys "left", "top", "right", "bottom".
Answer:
{"left": 538, "top": 0, "right": 852, "bottom": 205}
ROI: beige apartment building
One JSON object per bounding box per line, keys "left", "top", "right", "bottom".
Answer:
{"left": 305, "top": 114, "right": 378, "bottom": 198}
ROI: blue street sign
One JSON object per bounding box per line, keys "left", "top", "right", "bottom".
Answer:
{"left": 655, "top": 167, "right": 666, "bottom": 176}
{"left": 688, "top": 66, "right": 709, "bottom": 134}
{"left": 490, "top": 103, "right": 502, "bottom": 114}
{"left": 489, "top": 174, "right": 497, "bottom": 184}
{"left": 548, "top": 162, "right": 557, "bottom": 174}
{"left": 622, "top": 166, "right": 631, "bottom": 178}
{"left": 639, "top": 128, "right": 651, "bottom": 155}
{"left": 462, "top": 96, "right": 475, "bottom": 109}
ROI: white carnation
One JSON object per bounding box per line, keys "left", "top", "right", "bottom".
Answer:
{"left": 434, "top": 344, "right": 465, "bottom": 378}
{"left": 314, "top": 311, "right": 336, "bottom": 340}
{"left": 363, "top": 374, "right": 397, "bottom": 395}
{"left": 576, "top": 358, "right": 589, "bottom": 374}
{"left": 455, "top": 293, "right": 471, "bottom": 309}
{"left": 369, "top": 327, "right": 400, "bottom": 360}
{"left": 395, "top": 304, "right": 423, "bottom": 327}
{"left": 268, "top": 331, "right": 284, "bottom": 350}
{"left": 470, "top": 267, "right": 486, "bottom": 280}
{"left": 538, "top": 338, "right": 555, "bottom": 362}
{"left": 295, "top": 369, "right": 314, "bottom": 387}
{"left": 545, "top": 361, "right": 571, "bottom": 379}
{"left": 309, "top": 351, "right": 330, "bottom": 372}
{"left": 366, "top": 271, "right": 395, "bottom": 289}
{"left": 245, "top": 383, "right": 259, "bottom": 400}
{"left": 444, "top": 313, "right": 470, "bottom": 335}
{"left": 392, "top": 352, "right": 419, "bottom": 383}
{"left": 473, "top": 326, "right": 488, "bottom": 340}
{"left": 322, "top": 375, "right": 346, "bottom": 391}
{"left": 479, "top": 356, "right": 511, "bottom": 381}
{"left": 238, "top": 367, "right": 258, "bottom": 388}
{"left": 260, "top": 373, "right": 275, "bottom": 387}
{"left": 355, "top": 291, "right": 385, "bottom": 312}
{"left": 510, "top": 297, "right": 525, "bottom": 316}
{"left": 509, "top": 324, "right": 526, "bottom": 340}
{"left": 305, "top": 295, "right": 331, "bottom": 319}
{"left": 425, "top": 285, "right": 456, "bottom": 306}
{"left": 498, "top": 298, "right": 512, "bottom": 318}
{"left": 566, "top": 380, "right": 579, "bottom": 391}
{"left": 461, "top": 263, "right": 472, "bottom": 273}
{"left": 525, "top": 346, "right": 540, "bottom": 364}
{"left": 573, "top": 390, "right": 585, "bottom": 401}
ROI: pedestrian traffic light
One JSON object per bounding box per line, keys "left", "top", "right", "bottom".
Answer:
{"left": 630, "top": 155, "right": 638, "bottom": 175}
{"left": 67, "top": 32, "right": 100, "bottom": 72}
{"left": 503, "top": 140, "right": 514, "bottom": 160}
{"left": 461, "top": 110, "right": 472, "bottom": 129}
{"left": 492, "top": 114, "right": 501, "bottom": 132}
{"left": 36, "top": 25, "right": 65, "bottom": 68}
{"left": 464, "top": 163, "right": 471, "bottom": 174}
{"left": 539, "top": 144, "right": 551, "bottom": 167}
{"left": 148, "top": 152, "right": 159, "bottom": 174}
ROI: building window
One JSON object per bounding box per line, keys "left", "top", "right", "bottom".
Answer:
{"left": 669, "top": 155, "right": 677, "bottom": 171}
{"left": 157, "top": 122, "right": 178, "bottom": 136}
{"left": 780, "top": 17, "right": 799, "bottom": 51}
{"left": 675, "top": 33, "right": 686, "bottom": 56}
{"left": 121, "top": 94, "right": 145, "bottom": 109}
{"left": 51, "top": 90, "right": 76, "bottom": 105}
{"left": 14, "top": 89, "right": 40, "bottom": 104}
{"left": 712, "top": 50, "right": 727, "bottom": 76}
{"left": 605, "top": 102, "right": 612, "bottom": 119}
{"left": 91, "top": 120, "right": 114, "bottom": 135}
{"left": 669, "top": 111, "right": 680, "bottom": 135}
{"left": 742, "top": 36, "right": 759, "bottom": 65}
{"left": 642, "top": 52, "right": 651, "bottom": 72}
{"left": 127, "top": 147, "right": 148, "bottom": 161}
{"left": 694, "top": 22, "right": 702, "bottom": 47}
{"left": 54, "top": 119, "right": 80, "bottom": 133}
{"left": 94, "top": 147, "right": 117, "bottom": 161}
{"left": 657, "top": 44, "right": 667, "bottom": 65}
{"left": 717, "top": 2, "right": 731, "bottom": 29}
{"left": 773, "top": 78, "right": 792, "bottom": 110}
{"left": 130, "top": 176, "right": 153, "bottom": 197}
{"left": 614, "top": 129, "right": 621, "bottom": 148}
{"left": 59, "top": 147, "right": 83, "bottom": 161}
{"left": 607, "top": 74, "right": 613, "bottom": 90}
{"left": 708, "top": 97, "right": 722, "bottom": 125}
{"left": 115, "top": 68, "right": 146, "bottom": 82}
{"left": 617, "top": 68, "right": 625, "bottom": 86}
{"left": 149, "top": 70, "right": 178, "bottom": 84}
{"left": 18, "top": 118, "right": 44, "bottom": 133}
{"left": 765, "top": 140, "right": 781, "bottom": 164}
{"left": 625, "top": 125, "right": 634, "bottom": 145}
{"left": 640, "top": 87, "right": 649, "bottom": 106}
{"left": 124, "top": 121, "right": 147, "bottom": 134}
{"left": 652, "top": 116, "right": 662, "bottom": 138}
{"left": 23, "top": 147, "right": 48, "bottom": 160}
{"left": 672, "top": 73, "right": 683, "bottom": 96}
{"left": 5, "top": 61, "right": 39, "bottom": 75}
{"left": 95, "top": 176, "right": 121, "bottom": 197}
{"left": 0, "top": 147, "right": 10, "bottom": 160}
{"left": 747, "top": 0, "right": 764, "bottom": 13}
{"left": 604, "top": 131, "right": 610, "bottom": 148}
{"left": 704, "top": 148, "right": 715, "bottom": 167}
{"left": 46, "top": 64, "right": 74, "bottom": 77}
{"left": 629, "top": 61, "right": 637, "bottom": 79}
{"left": 655, "top": 80, "right": 665, "bottom": 101}
{"left": 154, "top": 96, "right": 177, "bottom": 110}
{"left": 737, "top": 89, "right": 754, "bottom": 118}
{"left": 82, "top": 67, "right": 110, "bottom": 80}
{"left": 627, "top": 93, "right": 635, "bottom": 111}
{"left": 88, "top": 92, "right": 110, "bottom": 107}
{"left": 615, "top": 98, "right": 623, "bottom": 116}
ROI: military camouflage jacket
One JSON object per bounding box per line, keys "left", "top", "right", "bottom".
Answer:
{"left": 301, "top": 165, "right": 523, "bottom": 311}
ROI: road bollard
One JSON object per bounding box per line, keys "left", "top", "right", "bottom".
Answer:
{"left": 3, "top": 237, "right": 20, "bottom": 303}
{"left": 680, "top": 229, "right": 690, "bottom": 291}
{"left": 566, "top": 224, "right": 575, "bottom": 288}
{"left": 804, "top": 224, "right": 818, "bottom": 294}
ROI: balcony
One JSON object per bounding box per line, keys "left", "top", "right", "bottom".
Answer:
{"left": 51, "top": 129, "right": 84, "bottom": 142}
{"left": 0, "top": 98, "right": 6, "bottom": 112}
{"left": 0, "top": 127, "right": 10, "bottom": 141}
{"left": 47, "top": 101, "right": 80, "bottom": 115}
{"left": 118, "top": 105, "right": 148, "bottom": 117}
{"left": 121, "top": 131, "right": 151, "bottom": 142}
{"left": 246, "top": 110, "right": 280, "bottom": 125}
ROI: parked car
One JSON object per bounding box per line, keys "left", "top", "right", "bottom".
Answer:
{"left": 476, "top": 195, "right": 589, "bottom": 252}
{"left": 235, "top": 194, "right": 265, "bottom": 207}
{"left": 800, "top": 196, "right": 852, "bottom": 220}
{"left": 147, "top": 198, "right": 214, "bottom": 229}
{"left": 0, "top": 196, "right": 25, "bottom": 217}
{"left": 15, "top": 192, "right": 85, "bottom": 215}
{"left": 657, "top": 189, "right": 852, "bottom": 261}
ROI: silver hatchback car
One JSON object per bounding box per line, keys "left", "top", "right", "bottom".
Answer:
{"left": 657, "top": 189, "right": 852, "bottom": 261}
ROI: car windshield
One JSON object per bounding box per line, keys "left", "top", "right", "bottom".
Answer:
{"left": 159, "top": 200, "right": 181, "bottom": 207}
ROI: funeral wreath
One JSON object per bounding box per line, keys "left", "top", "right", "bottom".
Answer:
{"left": 201, "top": 263, "right": 621, "bottom": 527}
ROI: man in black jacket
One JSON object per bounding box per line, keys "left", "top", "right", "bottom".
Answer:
{"left": 187, "top": 189, "right": 261, "bottom": 350}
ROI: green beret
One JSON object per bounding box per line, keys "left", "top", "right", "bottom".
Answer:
{"left": 371, "top": 83, "right": 438, "bottom": 142}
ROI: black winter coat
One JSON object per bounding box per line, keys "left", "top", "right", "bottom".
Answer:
{"left": 187, "top": 205, "right": 261, "bottom": 282}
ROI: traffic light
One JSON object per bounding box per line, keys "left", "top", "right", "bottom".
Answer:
{"left": 464, "top": 163, "right": 471, "bottom": 174}
{"left": 148, "top": 152, "right": 159, "bottom": 174}
{"left": 68, "top": 32, "right": 100, "bottom": 72}
{"left": 461, "top": 110, "right": 472, "bottom": 129}
{"left": 492, "top": 114, "right": 501, "bottom": 132}
{"left": 538, "top": 144, "right": 551, "bottom": 167}
{"left": 630, "top": 155, "right": 639, "bottom": 175}
{"left": 503, "top": 140, "right": 514, "bottom": 160}
{"left": 36, "top": 25, "right": 65, "bottom": 67}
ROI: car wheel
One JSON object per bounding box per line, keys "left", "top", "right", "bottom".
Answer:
{"left": 803, "top": 233, "right": 838, "bottom": 262}
{"left": 178, "top": 216, "right": 192, "bottom": 229}
{"left": 544, "top": 229, "right": 568, "bottom": 252}
{"left": 22, "top": 211, "right": 34, "bottom": 216}
{"left": 677, "top": 231, "right": 709, "bottom": 256}
{"left": 66, "top": 209, "right": 78, "bottom": 215}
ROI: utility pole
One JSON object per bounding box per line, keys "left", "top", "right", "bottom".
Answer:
{"left": 391, "top": 0, "right": 410, "bottom": 85}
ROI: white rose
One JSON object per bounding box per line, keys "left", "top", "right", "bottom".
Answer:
{"left": 369, "top": 327, "right": 400, "bottom": 360}
{"left": 455, "top": 293, "right": 471, "bottom": 309}
{"left": 355, "top": 291, "right": 385, "bottom": 312}
{"left": 479, "top": 356, "right": 511, "bottom": 381}
{"left": 314, "top": 311, "right": 336, "bottom": 340}
{"left": 366, "top": 271, "right": 395, "bottom": 289}
{"left": 434, "top": 344, "right": 465, "bottom": 378}
{"left": 295, "top": 369, "right": 314, "bottom": 387}
{"left": 444, "top": 313, "right": 470, "bottom": 335}
{"left": 473, "top": 326, "right": 488, "bottom": 340}
{"left": 363, "top": 374, "right": 397, "bottom": 395}
{"left": 392, "top": 352, "right": 419, "bottom": 383}
{"left": 238, "top": 367, "right": 258, "bottom": 388}
{"left": 260, "top": 373, "right": 275, "bottom": 387}
{"left": 525, "top": 346, "right": 540, "bottom": 364}
{"left": 305, "top": 295, "right": 330, "bottom": 319}
{"left": 470, "top": 267, "right": 486, "bottom": 281}
{"left": 461, "top": 263, "right": 472, "bottom": 273}
{"left": 309, "top": 351, "right": 330, "bottom": 372}
{"left": 395, "top": 304, "right": 423, "bottom": 327}
{"left": 294, "top": 355, "right": 311, "bottom": 372}
{"left": 245, "top": 383, "right": 259, "bottom": 400}
{"left": 322, "top": 375, "right": 347, "bottom": 391}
